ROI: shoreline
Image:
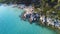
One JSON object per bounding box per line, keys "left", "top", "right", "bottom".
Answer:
{"left": 19, "top": 4, "right": 60, "bottom": 31}
{"left": 0, "top": 3, "right": 60, "bottom": 33}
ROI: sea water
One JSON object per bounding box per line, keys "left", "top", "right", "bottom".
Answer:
{"left": 0, "top": 6, "right": 57, "bottom": 34}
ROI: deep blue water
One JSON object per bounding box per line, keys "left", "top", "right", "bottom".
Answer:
{"left": 0, "top": 6, "right": 57, "bottom": 34}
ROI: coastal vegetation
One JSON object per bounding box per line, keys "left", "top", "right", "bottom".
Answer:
{"left": 0, "top": 0, "right": 60, "bottom": 34}
{"left": 34, "top": 0, "right": 60, "bottom": 34}
{"left": 19, "top": 0, "right": 60, "bottom": 34}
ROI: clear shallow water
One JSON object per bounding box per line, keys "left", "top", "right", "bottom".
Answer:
{"left": 0, "top": 6, "right": 57, "bottom": 34}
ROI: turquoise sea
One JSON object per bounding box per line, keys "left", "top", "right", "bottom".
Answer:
{"left": 0, "top": 6, "right": 57, "bottom": 34}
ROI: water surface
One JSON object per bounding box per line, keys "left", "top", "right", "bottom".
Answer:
{"left": 0, "top": 6, "right": 57, "bottom": 34}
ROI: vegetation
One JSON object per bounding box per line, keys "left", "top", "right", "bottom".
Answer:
{"left": 0, "top": 0, "right": 60, "bottom": 34}
{"left": 33, "top": 0, "right": 60, "bottom": 19}
{"left": 33, "top": 0, "right": 60, "bottom": 34}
